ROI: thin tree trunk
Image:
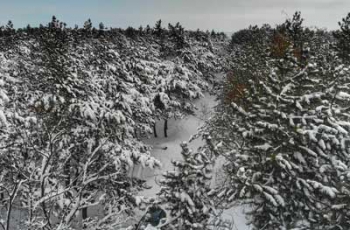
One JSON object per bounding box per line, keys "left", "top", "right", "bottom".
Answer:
{"left": 78, "top": 155, "right": 88, "bottom": 228}
{"left": 82, "top": 207, "right": 88, "bottom": 228}
{"left": 73, "top": 160, "right": 79, "bottom": 187}
{"left": 64, "top": 161, "right": 70, "bottom": 187}
{"left": 40, "top": 156, "right": 52, "bottom": 228}
{"left": 6, "top": 182, "right": 20, "bottom": 230}
{"left": 153, "top": 122, "right": 158, "bottom": 138}
{"left": 164, "top": 119, "right": 168, "bottom": 138}
{"left": 6, "top": 199, "right": 12, "bottom": 230}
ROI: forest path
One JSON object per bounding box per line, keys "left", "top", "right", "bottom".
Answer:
{"left": 134, "top": 92, "right": 217, "bottom": 189}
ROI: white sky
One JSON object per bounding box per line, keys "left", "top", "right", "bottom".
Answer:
{"left": 0, "top": 0, "right": 349, "bottom": 32}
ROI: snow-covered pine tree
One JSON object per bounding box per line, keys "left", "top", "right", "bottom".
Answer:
{"left": 5, "top": 21, "right": 14, "bottom": 35}
{"left": 153, "top": 20, "right": 163, "bottom": 38}
{"left": 334, "top": 12, "right": 350, "bottom": 62}
{"left": 202, "top": 16, "right": 350, "bottom": 229}
{"left": 158, "top": 135, "right": 215, "bottom": 229}
{"left": 229, "top": 24, "right": 272, "bottom": 53}
{"left": 145, "top": 25, "right": 152, "bottom": 35}
{"left": 112, "top": 38, "right": 159, "bottom": 139}
{"left": 83, "top": 18, "right": 92, "bottom": 31}
{"left": 168, "top": 22, "right": 186, "bottom": 50}
{"left": 284, "top": 11, "right": 304, "bottom": 49}
{"left": 152, "top": 60, "right": 206, "bottom": 137}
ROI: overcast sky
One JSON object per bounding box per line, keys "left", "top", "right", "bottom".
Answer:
{"left": 1, "top": 0, "right": 349, "bottom": 32}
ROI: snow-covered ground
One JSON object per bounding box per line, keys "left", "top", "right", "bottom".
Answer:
{"left": 0, "top": 207, "right": 28, "bottom": 230}
{"left": 133, "top": 93, "right": 250, "bottom": 230}
{"left": 134, "top": 93, "right": 216, "bottom": 194}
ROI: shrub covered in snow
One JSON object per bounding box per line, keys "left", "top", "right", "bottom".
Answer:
{"left": 157, "top": 136, "right": 216, "bottom": 229}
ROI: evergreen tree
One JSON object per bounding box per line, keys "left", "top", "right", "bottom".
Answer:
{"left": 4, "top": 20, "right": 14, "bottom": 36}
{"left": 154, "top": 19, "right": 163, "bottom": 37}
{"left": 145, "top": 24, "right": 151, "bottom": 34}
{"left": 280, "top": 11, "right": 309, "bottom": 64}
{"left": 5, "top": 20, "right": 13, "bottom": 31}
{"left": 98, "top": 22, "right": 105, "bottom": 37}
{"left": 99, "top": 22, "right": 105, "bottom": 31}
{"left": 48, "top": 15, "right": 58, "bottom": 28}
{"left": 284, "top": 11, "right": 304, "bottom": 47}
{"left": 125, "top": 26, "right": 136, "bottom": 38}
{"left": 158, "top": 136, "right": 215, "bottom": 229}
{"left": 168, "top": 22, "right": 186, "bottom": 49}
{"left": 230, "top": 25, "right": 272, "bottom": 51}
{"left": 84, "top": 18, "right": 92, "bottom": 31}
{"left": 204, "top": 30, "right": 350, "bottom": 229}
{"left": 334, "top": 12, "right": 350, "bottom": 62}
{"left": 210, "top": 29, "right": 216, "bottom": 38}
{"left": 26, "top": 24, "right": 32, "bottom": 34}
{"left": 138, "top": 25, "right": 143, "bottom": 36}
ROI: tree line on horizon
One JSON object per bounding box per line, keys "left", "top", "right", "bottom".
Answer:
{"left": 0, "top": 17, "right": 227, "bottom": 44}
